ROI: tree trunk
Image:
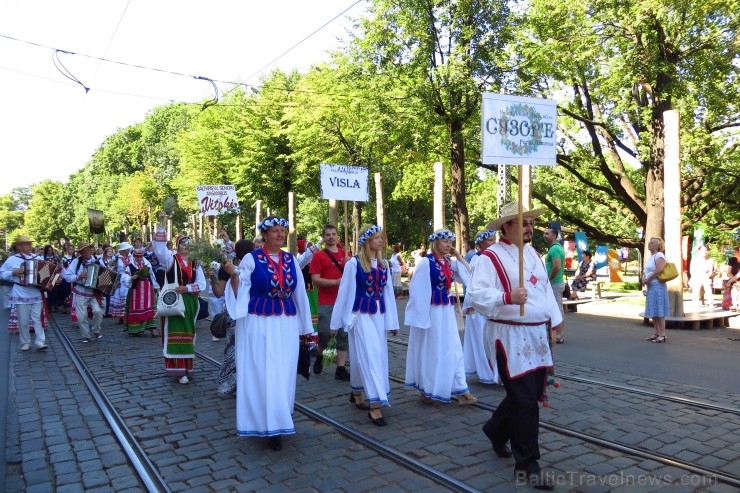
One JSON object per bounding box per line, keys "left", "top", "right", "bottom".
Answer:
{"left": 644, "top": 109, "right": 667, "bottom": 259}
{"left": 449, "top": 120, "right": 469, "bottom": 252}
{"left": 352, "top": 201, "right": 363, "bottom": 254}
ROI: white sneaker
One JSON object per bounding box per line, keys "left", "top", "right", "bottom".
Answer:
{"left": 178, "top": 376, "right": 189, "bottom": 384}
{"left": 212, "top": 336, "right": 221, "bottom": 342}
{"left": 20, "top": 344, "right": 30, "bottom": 351}
{"left": 36, "top": 343, "right": 48, "bottom": 351}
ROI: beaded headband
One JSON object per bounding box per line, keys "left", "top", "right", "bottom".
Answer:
{"left": 358, "top": 225, "right": 382, "bottom": 247}
{"left": 258, "top": 217, "right": 289, "bottom": 231}
{"left": 428, "top": 230, "right": 456, "bottom": 243}
{"left": 474, "top": 230, "right": 496, "bottom": 246}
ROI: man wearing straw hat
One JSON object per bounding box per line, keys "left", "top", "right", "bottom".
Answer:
{"left": 0, "top": 235, "right": 47, "bottom": 351}
{"left": 468, "top": 201, "right": 562, "bottom": 491}
{"left": 62, "top": 241, "right": 105, "bottom": 343}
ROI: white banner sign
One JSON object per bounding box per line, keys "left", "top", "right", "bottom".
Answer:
{"left": 320, "top": 164, "right": 369, "bottom": 202}
{"left": 481, "top": 93, "right": 558, "bottom": 166}
{"left": 196, "top": 185, "right": 240, "bottom": 216}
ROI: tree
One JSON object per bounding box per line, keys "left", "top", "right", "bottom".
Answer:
{"left": 24, "top": 180, "right": 74, "bottom": 245}
{"left": 348, "top": 0, "right": 512, "bottom": 246}
{"left": 511, "top": 0, "right": 740, "bottom": 250}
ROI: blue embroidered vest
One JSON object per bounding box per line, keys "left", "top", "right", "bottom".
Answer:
{"left": 427, "top": 254, "right": 453, "bottom": 306}
{"left": 248, "top": 250, "right": 298, "bottom": 316}
{"left": 351, "top": 256, "right": 387, "bottom": 314}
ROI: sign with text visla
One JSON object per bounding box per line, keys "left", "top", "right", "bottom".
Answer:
{"left": 320, "top": 164, "right": 369, "bottom": 202}
{"left": 481, "top": 93, "right": 558, "bottom": 166}
{"left": 196, "top": 185, "right": 240, "bottom": 216}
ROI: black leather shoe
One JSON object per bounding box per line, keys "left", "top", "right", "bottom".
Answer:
{"left": 268, "top": 435, "right": 282, "bottom": 451}
{"left": 313, "top": 354, "right": 323, "bottom": 375}
{"left": 493, "top": 445, "right": 513, "bottom": 458}
{"left": 482, "top": 421, "right": 511, "bottom": 457}
{"left": 349, "top": 392, "right": 370, "bottom": 410}
{"left": 514, "top": 470, "right": 554, "bottom": 491}
{"left": 335, "top": 366, "right": 350, "bottom": 381}
{"left": 368, "top": 411, "right": 387, "bottom": 427}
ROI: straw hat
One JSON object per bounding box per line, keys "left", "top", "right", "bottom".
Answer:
{"left": 13, "top": 235, "right": 33, "bottom": 245}
{"left": 117, "top": 242, "right": 133, "bottom": 252}
{"left": 486, "top": 201, "right": 546, "bottom": 231}
{"left": 76, "top": 241, "right": 93, "bottom": 252}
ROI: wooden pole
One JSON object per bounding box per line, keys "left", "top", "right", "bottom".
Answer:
{"left": 374, "top": 172, "right": 385, "bottom": 231}
{"left": 236, "top": 214, "right": 242, "bottom": 241}
{"left": 343, "top": 200, "right": 349, "bottom": 252}
{"left": 433, "top": 161, "right": 445, "bottom": 230}
{"left": 518, "top": 166, "right": 525, "bottom": 317}
{"left": 288, "top": 192, "right": 296, "bottom": 253}
{"left": 198, "top": 214, "right": 203, "bottom": 240}
{"left": 255, "top": 200, "right": 263, "bottom": 238}
{"left": 329, "top": 200, "right": 338, "bottom": 227}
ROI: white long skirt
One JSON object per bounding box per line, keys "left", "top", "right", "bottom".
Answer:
{"left": 463, "top": 311, "right": 500, "bottom": 385}
{"left": 404, "top": 304, "right": 469, "bottom": 402}
{"left": 235, "top": 313, "right": 300, "bottom": 437}
{"left": 348, "top": 312, "right": 391, "bottom": 406}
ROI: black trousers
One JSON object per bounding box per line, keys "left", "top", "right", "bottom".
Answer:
{"left": 485, "top": 349, "right": 546, "bottom": 474}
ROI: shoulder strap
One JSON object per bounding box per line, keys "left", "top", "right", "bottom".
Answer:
{"left": 323, "top": 249, "right": 344, "bottom": 273}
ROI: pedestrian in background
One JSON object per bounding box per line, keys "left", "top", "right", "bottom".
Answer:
{"left": 643, "top": 237, "right": 669, "bottom": 343}
{"left": 543, "top": 227, "right": 565, "bottom": 345}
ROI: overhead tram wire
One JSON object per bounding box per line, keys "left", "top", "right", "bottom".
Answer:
{"left": 1, "top": 26, "right": 422, "bottom": 106}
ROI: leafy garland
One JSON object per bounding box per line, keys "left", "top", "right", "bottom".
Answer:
{"left": 187, "top": 239, "right": 227, "bottom": 268}
{"left": 500, "top": 103, "right": 544, "bottom": 156}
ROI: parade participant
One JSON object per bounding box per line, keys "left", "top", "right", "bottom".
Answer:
{"left": 462, "top": 230, "right": 499, "bottom": 385}
{"left": 215, "top": 239, "right": 254, "bottom": 396}
{"left": 310, "top": 224, "right": 351, "bottom": 380}
{"left": 468, "top": 202, "right": 560, "bottom": 491}
{"left": 331, "top": 225, "right": 399, "bottom": 426}
{"left": 109, "top": 242, "right": 133, "bottom": 323}
{"left": 225, "top": 216, "right": 313, "bottom": 451}
{"left": 153, "top": 224, "right": 206, "bottom": 384}
{"left": 252, "top": 235, "right": 265, "bottom": 249}
{"left": 57, "top": 243, "right": 76, "bottom": 314}
{"left": 121, "top": 247, "right": 160, "bottom": 336}
{"left": 404, "top": 228, "right": 477, "bottom": 405}
{"left": 389, "top": 244, "right": 406, "bottom": 297}
{"left": 62, "top": 241, "right": 105, "bottom": 343}
{"left": 100, "top": 246, "right": 116, "bottom": 317}
{"left": 1, "top": 236, "right": 48, "bottom": 351}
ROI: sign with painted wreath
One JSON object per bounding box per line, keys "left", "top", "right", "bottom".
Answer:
{"left": 481, "top": 93, "right": 558, "bottom": 166}
{"left": 196, "top": 185, "right": 240, "bottom": 216}
{"left": 320, "top": 164, "right": 369, "bottom": 202}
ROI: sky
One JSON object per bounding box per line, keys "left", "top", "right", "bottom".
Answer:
{"left": 0, "top": 0, "right": 364, "bottom": 196}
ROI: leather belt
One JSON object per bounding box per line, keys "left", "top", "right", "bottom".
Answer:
{"left": 488, "top": 319, "right": 549, "bottom": 326}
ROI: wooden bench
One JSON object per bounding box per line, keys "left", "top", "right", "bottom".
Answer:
{"left": 640, "top": 310, "right": 739, "bottom": 330}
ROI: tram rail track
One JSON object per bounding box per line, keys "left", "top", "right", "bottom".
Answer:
{"left": 49, "top": 315, "right": 171, "bottom": 493}
{"left": 386, "top": 337, "right": 740, "bottom": 489}
{"left": 42, "top": 313, "right": 740, "bottom": 492}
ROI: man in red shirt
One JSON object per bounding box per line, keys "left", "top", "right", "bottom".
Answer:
{"left": 310, "top": 224, "right": 350, "bottom": 380}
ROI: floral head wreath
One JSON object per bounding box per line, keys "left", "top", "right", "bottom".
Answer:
{"left": 358, "top": 225, "right": 382, "bottom": 247}
{"left": 428, "top": 230, "right": 456, "bottom": 243}
{"left": 258, "top": 217, "right": 289, "bottom": 232}
{"left": 474, "top": 230, "right": 496, "bottom": 246}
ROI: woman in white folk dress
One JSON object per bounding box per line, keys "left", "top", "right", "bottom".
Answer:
{"left": 225, "top": 216, "right": 313, "bottom": 451}
{"left": 331, "top": 225, "right": 399, "bottom": 426}
{"left": 404, "top": 229, "right": 477, "bottom": 405}
{"left": 462, "top": 230, "right": 500, "bottom": 385}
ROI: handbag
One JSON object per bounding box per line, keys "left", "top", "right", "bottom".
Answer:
{"left": 297, "top": 335, "right": 311, "bottom": 381}
{"left": 657, "top": 261, "right": 679, "bottom": 282}
{"left": 210, "top": 311, "right": 230, "bottom": 339}
{"left": 157, "top": 263, "right": 186, "bottom": 317}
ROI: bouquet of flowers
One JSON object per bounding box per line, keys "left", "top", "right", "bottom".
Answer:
{"left": 188, "top": 239, "right": 227, "bottom": 269}
{"left": 133, "top": 266, "right": 150, "bottom": 279}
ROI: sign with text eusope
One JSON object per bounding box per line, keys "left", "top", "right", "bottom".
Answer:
{"left": 320, "top": 164, "right": 369, "bottom": 202}
{"left": 196, "top": 185, "right": 240, "bottom": 216}
{"left": 481, "top": 93, "right": 558, "bottom": 166}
